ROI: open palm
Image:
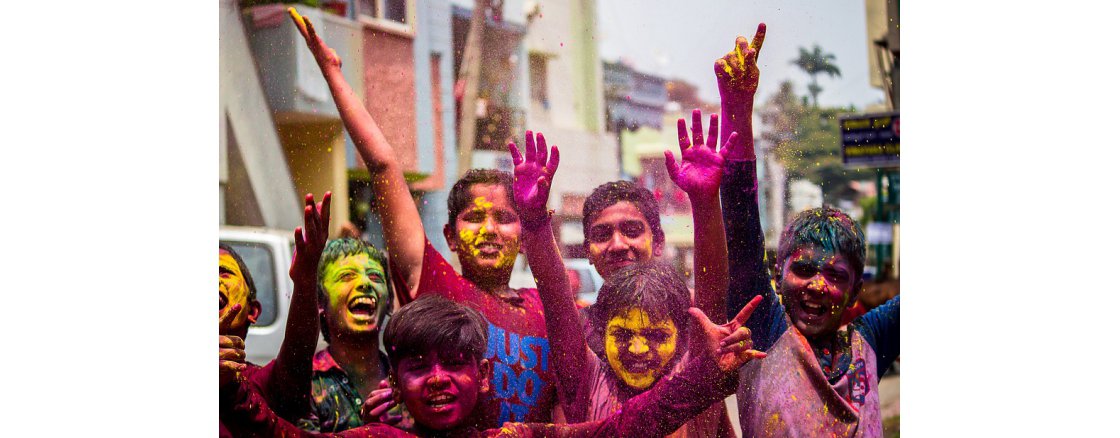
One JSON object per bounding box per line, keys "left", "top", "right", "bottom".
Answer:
{"left": 509, "top": 130, "right": 559, "bottom": 224}
{"left": 666, "top": 109, "right": 735, "bottom": 199}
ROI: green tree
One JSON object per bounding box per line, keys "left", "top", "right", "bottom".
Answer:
{"left": 760, "top": 81, "right": 871, "bottom": 204}
{"left": 792, "top": 45, "right": 842, "bottom": 107}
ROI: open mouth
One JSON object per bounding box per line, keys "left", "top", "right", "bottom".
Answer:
{"left": 475, "top": 242, "right": 503, "bottom": 257}
{"left": 799, "top": 299, "right": 829, "bottom": 319}
{"left": 219, "top": 292, "right": 229, "bottom": 310}
{"left": 621, "top": 358, "right": 659, "bottom": 374}
{"left": 348, "top": 296, "right": 379, "bottom": 321}
{"left": 426, "top": 393, "right": 457, "bottom": 411}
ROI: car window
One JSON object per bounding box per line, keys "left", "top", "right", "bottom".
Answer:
{"left": 221, "top": 241, "right": 278, "bottom": 326}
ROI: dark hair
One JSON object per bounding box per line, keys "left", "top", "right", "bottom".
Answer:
{"left": 316, "top": 238, "right": 392, "bottom": 343}
{"left": 219, "top": 243, "right": 258, "bottom": 302}
{"left": 587, "top": 261, "right": 691, "bottom": 365}
{"left": 384, "top": 295, "right": 489, "bottom": 369}
{"left": 582, "top": 181, "right": 664, "bottom": 248}
{"left": 777, "top": 207, "right": 867, "bottom": 281}
{"left": 447, "top": 169, "right": 515, "bottom": 224}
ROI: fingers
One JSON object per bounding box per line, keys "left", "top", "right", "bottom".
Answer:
{"left": 664, "top": 150, "right": 679, "bottom": 181}
{"left": 719, "top": 327, "right": 752, "bottom": 353}
{"left": 509, "top": 142, "right": 524, "bottom": 165}
{"left": 303, "top": 16, "right": 318, "bottom": 40}
{"left": 361, "top": 388, "right": 397, "bottom": 423}
{"left": 715, "top": 57, "right": 731, "bottom": 78}
{"left": 546, "top": 145, "right": 560, "bottom": 175}
{"left": 676, "top": 118, "right": 690, "bottom": 153}
{"left": 690, "top": 109, "right": 704, "bottom": 147}
{"left": 706, "top": 114, "right": 719, "bottom": 149}
{"left": 731, "top": 295, "right": 764, "bottom": 327}
{"left": 219, "top": 335, "right": 246, "bottom": 350}
{"left": 220, "top": 360, "right": 247, "bottom": 375}
{"left": 288, "top": 7, "right": 308, "bottom": 38}
{"left": 686, "top": 307, "right": 713, "bottom": 329}
{"left": 751, "top": 23, "right": 767, "bottom": 56}
{"left": 524, "top": 130, "right": 537, "bottom": 164}
{"left": 220, "top": 303, "right": 243, "bottom": 327}
{"left": 293, "top": 226, "right": 305, "bottom": 249}
{"left": 735, "top": 35, "right": 749, "bottom": 68}
{"left": 535, "top": 132, "right": 548, "bottom": 166}
{"left": 535, "top": 176, "right": 550, "bottom": 196}
{"left": 220, "top": 347, "right": 247, "bottom": 362}
{"left": 720, "top": 132, "right": 740, "bottom": 160}
{"left": 319, "top": 192, "right": 332, "bottom": 229}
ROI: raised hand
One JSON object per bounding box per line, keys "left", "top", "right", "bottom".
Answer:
{"left": 715, "top": 23, "right": 766, "bottom": 102}
{"left": 665, "top": 110, "right": 736, "bottom": 200}
{"left": 509, "top": 130, "right": 560, "bottom": 228}
{"left": 688, "top": 296, "right": 766, "bottom": 372}
{"left": 361, "top": 379, "right": 404, "bottom": 425}
{"left": 220, "top": 304, "right": 248, "bottom": 386}
{"left": 290, "top": 192, "right": 332, "bottom": 284}
{"left": 288, "top": 7, "right": 341, "bottom": 69}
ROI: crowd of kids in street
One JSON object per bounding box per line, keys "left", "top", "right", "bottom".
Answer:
{"left": 217, "top": 9, "right": 900, "bottom": 437}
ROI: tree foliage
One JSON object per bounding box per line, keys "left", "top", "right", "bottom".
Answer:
{"left": 791, "top": 45, "right": 842, "bottom": 107}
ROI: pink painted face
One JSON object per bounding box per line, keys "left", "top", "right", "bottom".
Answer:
{"left": 586, "top": 202, "right": 662, "bottom": 279}
{"left": 393, "top": 349, "right": 490, "bottom": 431}
{"left": 778, "top": 245, "right": 859, "bottom": 338}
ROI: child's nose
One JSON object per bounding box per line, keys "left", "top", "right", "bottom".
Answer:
{"left": 629, "top": 337, "right": 650, "bottom": 355}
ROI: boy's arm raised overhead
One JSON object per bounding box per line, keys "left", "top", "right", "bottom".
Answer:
{"left": 509, "top": 132, "right": 593, "bottom": 421}
{"left": 666, "top": 111, "right": 731, "bottom": 323}
{"left": 267, "top": 192, "right": 332, "bottom": 420}
{"left": 854, "top": 295, "right": 900, "bottom": 380}
{"left": 290, "top": 9, "right": 426, "bottom": 303}
{"left": 715, "top": 25, "right": 784, "bottom": 351}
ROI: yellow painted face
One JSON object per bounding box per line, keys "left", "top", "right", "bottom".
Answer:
{"left": 454, "top": 192, "right": 520, "bottom": 271}
{"left": 604, "top": 308, "right": 679, "bottom": 390}
{"left": 321, "top": 253, "right": 390, "bottom": 338}
{"left": 219, "top": 250, "right": 254, "bottom": 332}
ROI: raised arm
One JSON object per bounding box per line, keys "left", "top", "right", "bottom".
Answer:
{"left": 715, "top": 25, "right": 785, "bottom": 351}
{"left": 665, "top": 111, "right": 730, "bottom": 323}
{"left": 289, "top": 9, "right": 426, "bottom": 302}
{"left": 267, "top": 192, "right": 332, "bottom": 420}
{"left": 509, "top": 131, "right": 593, "bottom": 421}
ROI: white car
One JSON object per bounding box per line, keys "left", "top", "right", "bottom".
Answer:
{"left": 219, "top": 226, "right": 298, "bottom": 365}
{"left": 508, "top": 255, "right": 604, "bottom": 306}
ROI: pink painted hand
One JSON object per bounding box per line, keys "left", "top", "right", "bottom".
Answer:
{"left": 290, "top": 192, "right": 332, "bottom": 284}
{"left": 665, "top": 110, "right": 737, "bottom": 200}
{"left": 715, "top": 23, "right": 766, "bottom": 102}
{"left": 509, "top": 130, "right": 560, "bottom": 228}
{"left": 361, "top": 379, "right": 403, "bottom": 425}
{"left": 688, "top": 296, "right": 766, "bottom": 372}
{"left": 289, "top": 7, "right": 341, "bottom": 69}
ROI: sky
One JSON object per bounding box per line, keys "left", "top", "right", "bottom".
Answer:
{"left": 596, "top": 0, "right": 887, "bottom": 110}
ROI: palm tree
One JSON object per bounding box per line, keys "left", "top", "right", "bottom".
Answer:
{"left": 792, "top": 45, "right": 841, "bottom": 107}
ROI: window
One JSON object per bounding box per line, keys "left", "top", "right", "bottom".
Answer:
{"left": 356, "top": 0, "right": 411, "bottom": 27}
{"left": 529, "top": 53, "right": 549, "bottom": 109}
{"left": 220, "top": 241, "right": 278, "bottom": 327}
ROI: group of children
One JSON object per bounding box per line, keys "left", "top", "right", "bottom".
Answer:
{"left": 216, "top": 10, "right": 900, "bottom": 437}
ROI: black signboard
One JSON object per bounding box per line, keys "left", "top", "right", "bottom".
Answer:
{"left": 840, "top": 112, "right": 899, "bottom": 168}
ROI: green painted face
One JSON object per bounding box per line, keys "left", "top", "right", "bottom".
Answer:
{"left": 321, "top": 253, "right": 390, "bottom": 340}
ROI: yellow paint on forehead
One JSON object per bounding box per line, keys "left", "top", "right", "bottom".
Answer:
{"left": 472, "top": 196, "right": 493, "bottom": 211}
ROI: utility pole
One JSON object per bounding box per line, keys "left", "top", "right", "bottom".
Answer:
{"left": 455, "top": 0, "right": 488, "bottom": 177}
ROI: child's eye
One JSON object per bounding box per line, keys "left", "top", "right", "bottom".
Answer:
{"left": 589, "top": 227, "right": 612, "bottom": 243}
{"left": 462, "top": 211, "right": 485, "bottom": 223}
{"left": 620, "top": 222, "right": 645, "bottom": 238}
{"left": 495, "top": 210, "right": 518, "bottom": 224}
{"left": 791, "top": 264, "right": 816, "bottom": 278}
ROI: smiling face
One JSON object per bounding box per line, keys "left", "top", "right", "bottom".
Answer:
{"left": 393, "top": 349, "right": 490, "bottom": 431}
{"left": 219, "top": 249, "right": 260, "bottom": 337}
{"left": 778, "top": 245, "right": 861, "bottom": 338}
{"left": 586, "top": 202, "right": 662, "bottom": 279}
{"left": 444, "top": 184, "right": 521, "bottom": 281}
{"left": 321, "top": 253, "right": 390, "bottom": 340}
{"left": 604, "top": 307, "right": 679, "bottom": 390}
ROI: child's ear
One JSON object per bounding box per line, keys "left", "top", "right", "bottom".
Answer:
{"left": 443, "top": 224, "right": 458, "bottom": 253}
{"left": 247, "top": 300, "right": 263, "bottom": 324}
{"left": 478, "top": 359, "right": 492, "bottom": 394}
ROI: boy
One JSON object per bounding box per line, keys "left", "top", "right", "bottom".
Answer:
{"left": 220, "top": 294, "right": 766, "bottom": 437}
{"left": 289, "top": 10, "right": 556, "bottom": 425}
{"left": 713, "top": 27, "right": 901, "bottom": 436}
{"left": 219, "top": 193, "right": 332, "bottom": 435}
{"left": 509, "top": 116, "right": 744, "bottom": 436}
{"left": 297, "top": 238, "right": 403, "bottom": 432}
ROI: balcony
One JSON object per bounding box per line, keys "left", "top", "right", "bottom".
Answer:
{"left": 244, "top": 4, "right": 363, "bottom": 122}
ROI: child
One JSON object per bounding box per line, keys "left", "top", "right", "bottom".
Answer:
{"left": 296, "top": 238, "right": 407, "bottom": 432}
{"left": 509, "top": 119, "right": 749, "bottom": 436}
{"left": 219, "top": 193, "right": 332, "bottom": 436}
{"left": 713, "top": 26, "right": 901, "bottom": 436}
{"left": 219, "top": 294, "right": 766, "bottom": 437}
{"left": 288, "top": 10, "right": 556, "bottom": 425}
